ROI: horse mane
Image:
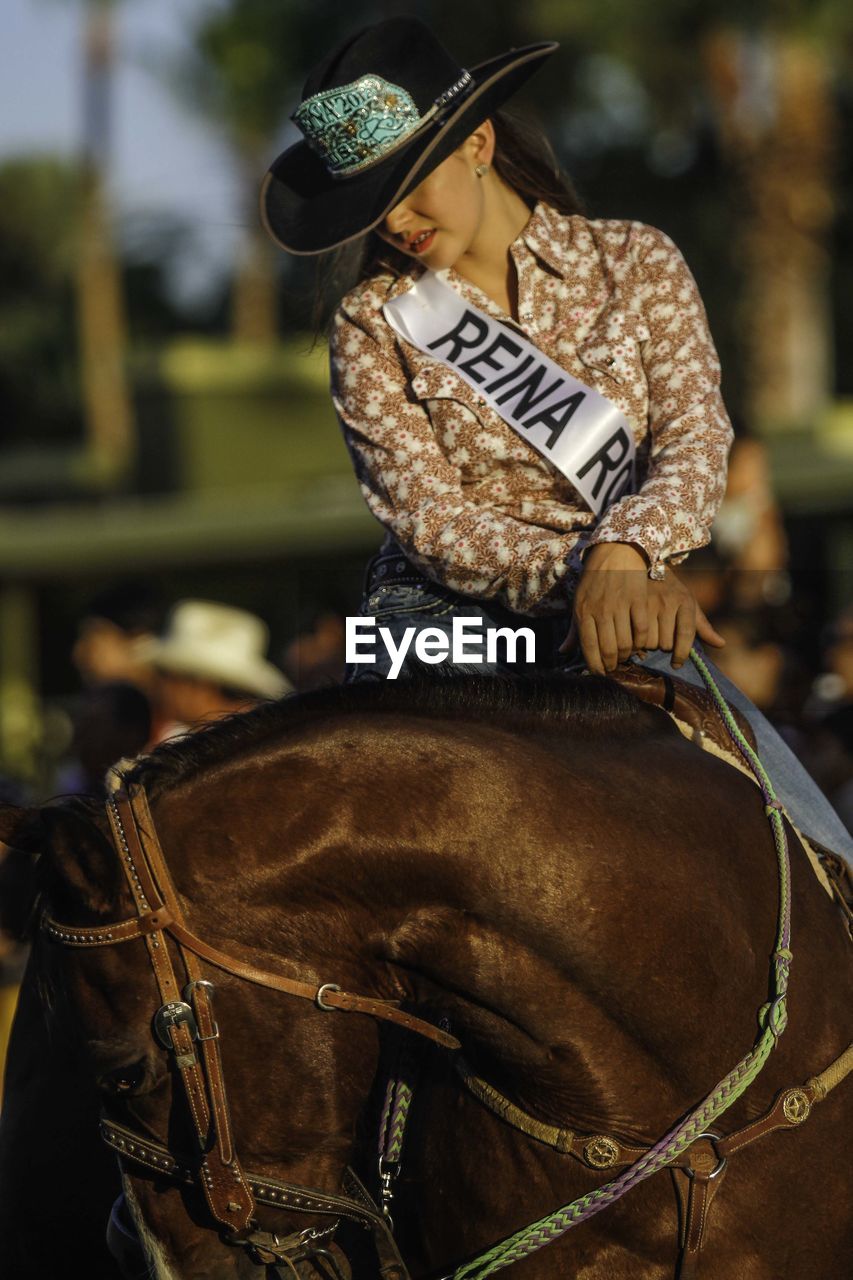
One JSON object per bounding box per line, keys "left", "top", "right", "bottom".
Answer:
{"left": 124, "top": 674, "right": 657, "bottom": 799}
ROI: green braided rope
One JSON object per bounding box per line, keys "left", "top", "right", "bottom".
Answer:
{"left": 451, "top": 648, "right": 793, "bottom": 1280}
{"left": 384, "top": 1081, "right": 413, "bottom": 1163}
{"left": 688, "top": 649, "right": 793, "bottom": 1036}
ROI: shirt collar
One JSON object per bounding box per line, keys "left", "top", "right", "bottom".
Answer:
{"left": 517, "top": 201, "right": 571, "bottom": 277}
{"left": 380, "top": 200, "right": 571, "bottom": 304}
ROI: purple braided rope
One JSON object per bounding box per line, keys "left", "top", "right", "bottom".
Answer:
{"left": 383, "top": 1080, "right": 413, "bottom": 1164}
{"left": 378, "top": 1078, "right": 396, "bottom": 1163}
{"left": 379, "top": 1036, "right": 423, "bottom": 1166}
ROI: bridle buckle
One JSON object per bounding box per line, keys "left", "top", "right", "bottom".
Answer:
{"left": 153, "top": 1000, "right": 199, "bottom": 1050}
{"left": 316, "top": 982, "right": 342, "bottom": 1011}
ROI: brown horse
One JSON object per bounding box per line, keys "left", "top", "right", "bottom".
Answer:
{"left": 0, "top": 676, "right": 850, "bottom": 1280}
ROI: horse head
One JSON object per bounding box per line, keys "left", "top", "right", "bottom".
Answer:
{"left": 29, "top": 763, "right": 422, "bottom": 1280}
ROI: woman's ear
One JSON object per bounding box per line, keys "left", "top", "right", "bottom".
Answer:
{"left": 463, "top": 118, "right": 496, "bottom": 166}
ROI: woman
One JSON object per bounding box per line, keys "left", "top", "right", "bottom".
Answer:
{"left": 261, "top": 16, "right": 853, "bottom": 862}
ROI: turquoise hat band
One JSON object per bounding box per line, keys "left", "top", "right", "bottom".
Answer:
{"left": 292, "top": 69, "right": 474, "bottom": 179}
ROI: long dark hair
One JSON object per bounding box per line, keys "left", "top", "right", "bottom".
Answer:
{"left": 307, "top": 106, "right": 587, "bottom": 347}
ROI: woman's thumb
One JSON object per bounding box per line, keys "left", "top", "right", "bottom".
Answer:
{"left": 696, "top": 608, "right": 726, "bottom": 648}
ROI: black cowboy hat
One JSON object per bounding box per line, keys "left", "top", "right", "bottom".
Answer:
{"left": 260, "top": 16, "right": 557, "bottom": 255}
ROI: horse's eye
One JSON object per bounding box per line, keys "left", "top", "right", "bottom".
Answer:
{"left": 98, "top": 1060, "right": 147, "bottom": 1097}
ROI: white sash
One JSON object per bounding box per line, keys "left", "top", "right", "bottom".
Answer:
{"left": 383, "top": 271, "right": 635, "bottom": 515}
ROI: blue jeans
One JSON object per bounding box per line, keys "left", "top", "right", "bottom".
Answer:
{"left": 345, "top": 562, "right": 853, "bottom": 866}
{"left": 639, "top": 647, "right": 853, "bottom": 865}
{"left": 344, "top": 577, "right": 570, "bottom": 681}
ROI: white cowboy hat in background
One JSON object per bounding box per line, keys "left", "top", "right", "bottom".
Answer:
{"left": 139, "top": 601, "right": 292, "bottom": 700}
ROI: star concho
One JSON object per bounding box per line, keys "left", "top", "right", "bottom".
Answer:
{"left": 583, "top": 1135, "right": 620, "bottom": 1169}
{"left": 782, "top": 1088, "right": 811, "bottom": 1125}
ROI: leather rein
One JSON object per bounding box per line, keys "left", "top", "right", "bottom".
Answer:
{"left": 41, "top": 782, "right": 457, "bottom": 1277}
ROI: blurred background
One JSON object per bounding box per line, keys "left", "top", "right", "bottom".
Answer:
{"left": 0, "top": 0, "right": 851, "bottom": 834}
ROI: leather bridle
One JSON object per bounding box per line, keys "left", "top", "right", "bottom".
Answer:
{"left": 42, "top": 782, "right": 458, "bottom": 1277}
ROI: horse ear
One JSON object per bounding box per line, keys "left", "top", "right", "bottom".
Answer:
{"left": 0, "top": 806, "right": 43, "bottom": 940}
{"left": 39, "top": 804, "right": 119, "bottom": 920}
{"left": 0, "top": 804, "right": 42, "bottom": 854}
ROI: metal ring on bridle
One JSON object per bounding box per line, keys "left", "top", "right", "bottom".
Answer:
{"left": 683, "top": 1131, "right": 727, "bottom": 1181}
{"left": 315, "top": 983, "right": 342, "bottom": 1011}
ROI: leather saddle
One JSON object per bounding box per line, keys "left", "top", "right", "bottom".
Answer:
{"left": 608, "top": 663, "right": 758, "bottom": 755}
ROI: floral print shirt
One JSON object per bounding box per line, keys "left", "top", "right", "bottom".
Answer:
{"left": 329, "top": 200, "right": 733, "bottom": 616}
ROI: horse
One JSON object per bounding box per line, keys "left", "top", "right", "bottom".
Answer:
{"left": 0, "top": 675, "right": 850, "bottom": 1280}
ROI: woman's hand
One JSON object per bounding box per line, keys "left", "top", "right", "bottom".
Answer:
{"left": 559, "top": 542, "right": 725, "bottom": 675}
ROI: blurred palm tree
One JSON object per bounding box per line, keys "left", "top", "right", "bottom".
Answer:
{"left": 0, "top": 157, "right": 85, "bottom": 456}
{"left": 76, "top": 0, "right": 136, "bottom": 481}
{"left": 529, "top": 0, "right": 853, "bottom": 430}
{"left": 152, "top": 0, "right": 550, "bottom": 343}
{"left": 148, "top": 0, "right": 369, "bottom": 344}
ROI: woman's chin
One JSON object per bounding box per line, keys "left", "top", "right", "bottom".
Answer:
{"left": 424, "top": 248, "right": 459, "bottom": 273}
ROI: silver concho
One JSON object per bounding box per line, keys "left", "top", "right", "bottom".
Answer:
{"left": 153, "top": 1000, "right": 199, "bottom": 1049}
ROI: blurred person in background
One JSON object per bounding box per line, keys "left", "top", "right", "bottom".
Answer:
{"left": 57, "top": 682, "right": 152, "bottom": 797}
{"left": 142, "top": 600, "right": 293, "bottom": 737}
{"left": 711, "top": 608, "right": 785, "bottom": 714}
{"left": 72, "top": 581, "right": 168, "bottom": 747}
{"left": 708, "top": 604, "right": 821, "bottom": 768}
{"left": 816, "top": 704, "right": 853, "bottom": 834}
{"left": 812, "top": 606, "right": 853, "bottom": 713}
{"left": 281, "top": 610, "right": 347, "bottom": 691}
{"left": 711, "top": 431, "right": 790, "bottom": 610}
{"left": 797, "top": 606, "right": 853, "bottom": 836}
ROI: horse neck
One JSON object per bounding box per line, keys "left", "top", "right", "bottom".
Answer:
{"left": 149, "top": 714, "right": 770, "bottom": 1144}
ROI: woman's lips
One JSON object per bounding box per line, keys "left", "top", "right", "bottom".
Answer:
{"left": 410, "top": 229, "right": 436, "bottom": 254}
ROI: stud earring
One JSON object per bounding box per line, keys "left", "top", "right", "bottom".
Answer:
{"left": 475, "top": 163, "right": 489, "bottom": 177}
